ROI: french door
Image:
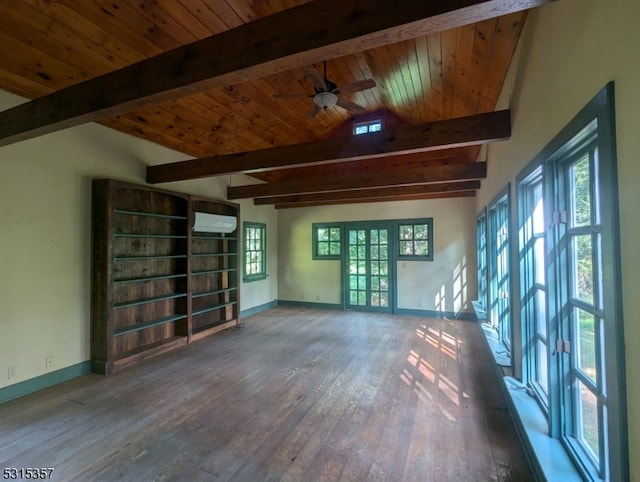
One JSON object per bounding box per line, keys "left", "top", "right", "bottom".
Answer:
{"left": 345, "top": 225, "right": 392, "bottom": 312}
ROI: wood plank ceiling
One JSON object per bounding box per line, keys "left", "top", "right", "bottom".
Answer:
{"left": 0, "top": 0, "right": 536, "bottom": 208}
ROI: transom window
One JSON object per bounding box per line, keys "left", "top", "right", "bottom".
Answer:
{"left": 353, "top": 119, "right": 381, "bottom": 135}
{"left": 243, "top": 222, "right": 266, "bottom": 281}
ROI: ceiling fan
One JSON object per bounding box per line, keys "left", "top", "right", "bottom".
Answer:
{"left": 273, "top": 61, "right": 376, "bottom": 119}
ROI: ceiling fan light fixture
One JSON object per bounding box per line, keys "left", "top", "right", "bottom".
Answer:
{"left": 313, "top": 91, "right": 338, "bottom": 109}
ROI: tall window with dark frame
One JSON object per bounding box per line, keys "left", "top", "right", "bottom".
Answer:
{"left": 488, "top": 192, "right": 511, "bottom": 350}
{"left": 476, "top": 211, "right": 488, "bottom": 311}
{"left": 518, "top": 166, "right": 549, "bottom": 405}
{"left": 511, "top": 84, "right": 627, "bottom": 481}
{"left": 243, "top": 222, "right": 266, "bottom": 282}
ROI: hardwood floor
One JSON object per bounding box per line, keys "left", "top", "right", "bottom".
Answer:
{"left": 0, "top": 307, "right": 533, "bottom": 481}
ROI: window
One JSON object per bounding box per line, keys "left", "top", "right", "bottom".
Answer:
{"left": 487, "top": 189, "right": 511, "bottom": 350}
{"left": 518, "top": 165, "right": 549, "bottom": 406}
{"left": 312, "top": 224, "right": 342, "bottom": 260}
{"left": 511, "top": 83, "right": 627, "bottom": 481}
{"left": 243, "top": 222, "right": 266, "bottom": 281}
{"left": 398, "top": 219, "right": 433, "bottom": 260}
{"left": 353, "top": 119, "right": 381, "bottom": 135}
{"left": 476, "top": 211, "right": 488, "bottom": 311}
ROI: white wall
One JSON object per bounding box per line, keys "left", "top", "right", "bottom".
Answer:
{"left": 476, "top": 1, "right": 640, "bottom": 479}
{"left": 0, "top": 90, "right": 278, "bottom": 389}
{"left": 277, "top": 197, "right": 477, "bottom": 315}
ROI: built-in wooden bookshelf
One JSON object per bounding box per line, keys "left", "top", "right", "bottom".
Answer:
{"left": 91, "top": 180, "right": 239, "bottom": 374}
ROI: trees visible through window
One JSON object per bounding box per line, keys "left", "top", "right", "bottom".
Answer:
{"left": 313, "top": 224, "right": 341, "bottom": 259}
{"left": 243, "top": 222, "right": 266, "bottom": 281}
{"left": 398, "top": 220, "right": 433, "bottom": 260}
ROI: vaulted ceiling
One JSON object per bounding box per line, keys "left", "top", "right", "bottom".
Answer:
{"left": 0, "top": 1, "right": 551, "bottom": 208}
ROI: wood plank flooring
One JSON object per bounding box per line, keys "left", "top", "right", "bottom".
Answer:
{"left": 0, "top": 307, "right": 533, "bottom": 481}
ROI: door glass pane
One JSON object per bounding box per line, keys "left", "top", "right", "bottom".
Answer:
{"left": 570, "top": 154, "right": 591, "bottom": 227}
{"left": 577, "top": 380, "right": 600, "bottom": 460}
{"left": 596, "top": 235, "right": 604, "bottom": 310}
{"left": 573, "top": 234, "right": 593, "bottom": 304}
{"left": 575, "top": 307, "right": 597, "bottom": 382}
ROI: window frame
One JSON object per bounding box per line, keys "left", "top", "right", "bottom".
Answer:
{"left": 353, "top": 119, "right": 382, "bottom": 135}
{"left": 487, "top": 186, "right": 512, "bottom": 351}
{"left": 396, "top": 218, "right": 434, "bottom": 261}
{"left": 511, "top": 83, "right": 627, "bottom": 481}
{"left": 243, "top": 221, "right": 266, "bottom": 282}
{"left": 517, "top": 163, "right": 550, "bottom": 412}
{"left": 312, "top": 223, "right": 343, "bottom": 260}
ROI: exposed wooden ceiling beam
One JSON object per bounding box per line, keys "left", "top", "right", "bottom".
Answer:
{"left": 0, "top": 0, "right": 550, "bottom": 147}
{"left": 274, "top": 191, "right": 477, "bottom": 209}
{"left": 254, "top": 181, "right": 481, "bottom": 205}
{"left": 228, "top": 162, "right": 487, "bottom": 199}
{"left": 146, "top": 110, "right": 507, "bottom": 183}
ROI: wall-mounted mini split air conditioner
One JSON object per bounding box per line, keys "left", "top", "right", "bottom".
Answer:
{"left": 193, "top": 212, "right": 237, "bottom": 234}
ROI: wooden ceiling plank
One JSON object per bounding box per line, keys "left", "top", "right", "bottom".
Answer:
{"left": 205, "top": 0, "right": 246, "bottom": 29}
{"left": 274, "top": 190, "right": 476, "bottom": 209}
{"left": 478, "top": 11, "right": 526, "bottom": 112}
{"left": 117, "top": 0, "right": 198, "bottom": 46}
{"left": 0, "top": 67, "right": 55, "bottom": 99}
{"left": 0, "top": 0, "right": 549, "bottom": 147}
{"left": 254, "top": 180, "right": 481, "bottom": 205}
{"left": 82, "top": 0, "right": 175, "bottom": 53}
{"left": 467, "top": 17, "right": 499, "bottom": 114}
{"left": 147, "top": 109, "right": 509, "bottom": 183}
{"left": 426, "top": 32, "right": 445, "bottom": 120}
{"left": 228, "top": 162, "right": 487, "bottom": 199}
{"left": 157, "top": 1, "right": 216, "bottom": 40}
{"left": 413, "top": 36, "right": 433, "bottom": 121}
{"left": 0, "top": 31, "right": 91, "bottom": 92}
{"left": 0, "top": 3, "right": 122, "bottom": 81}
{"left": 441, "top": 28, "right": 457, "bottom": 119}
{"left": 452, "top": 23, "right": 477, "bottom": 118}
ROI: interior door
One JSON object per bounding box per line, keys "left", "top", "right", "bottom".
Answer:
{"left": 346, "top": 225, "right": 391, "bottom": 312}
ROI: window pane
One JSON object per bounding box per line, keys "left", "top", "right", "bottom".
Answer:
{"left": 534, "top": 237, "right": 545, "bottom": 284}
{"left": 570, "top": 154, "right": 591, "bottom": 227}
{"left": 573, "top": 234, "right": 593, "bottom": 304}
{"left": 532, "top": 185, "right": 545, "bottom": 234}
{"left": 537, "top": 339, "right": 549, "bottom": 394}
{"left": 415, "top": 240, "right": 429, "bottom": 256}
{"left": 535, "top": 289, "right": 547, "bottom": 338}
{"left": 329, "top": 242, "right": 341, "bottom": 256}
{"left": 355, "top": 125, "right": 368, "bottom": 135}
{"left": 379, "top": 230, "right": 388, "bottom": 244}
{"left": 399, "top": 225, "right": 413, "bottom": 240}
{"left": 329, "top": 228, "right": 340, "bottom": 241}
{"left": 577, "top": 380, "right": 600, "bottom": 460}
{"left": 414, "top": 224, "right": 429, "bottom": 239}
{"left": 400, "top": 240, "right": 412, "bottom": 255}
{"left": 576, "top": 307, "right": 597, "bottom": 383}
{"left": 318, "top": 228, "right": 329, "bottom": 241}
{"left": 318, "top": 242, "right": 329, "bottom": 255}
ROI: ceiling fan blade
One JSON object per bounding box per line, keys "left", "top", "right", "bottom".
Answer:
{"left": 305, "top": 104, "right": 322, "bottom": 119}
{"left": 337, "top": 79, "right": 377, "bottom": 95}
{"left": 336, "top": 98, "right": 366, "bottom": 114}
{"left": 303, "top": 67, "right": 327, "bottom": 91}
{"left": 273, "top": 93, "right": 312, "bottom": 99}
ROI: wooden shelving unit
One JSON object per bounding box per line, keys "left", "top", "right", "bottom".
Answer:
{"left": 91, "top": 180, "right": 239, "bottom": 374}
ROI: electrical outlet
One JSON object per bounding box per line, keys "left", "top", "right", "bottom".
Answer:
{"left": 45, "top": 356, "right": 55, "bottom": 370}
{"left": 8, "top": 366, "right": 17, "bottom": 380}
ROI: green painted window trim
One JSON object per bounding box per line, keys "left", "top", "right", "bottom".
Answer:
{"left": 508, "top": 82, "right": 627, "bottom": 481}
{"left": 312, "top": 223, "right": 342, "bottom": 260}
{"left": 243, "top": 221, "right": 266, "bottom": 282}
{"left": 397, "top": 218, "right": 434, "bottom": 261}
